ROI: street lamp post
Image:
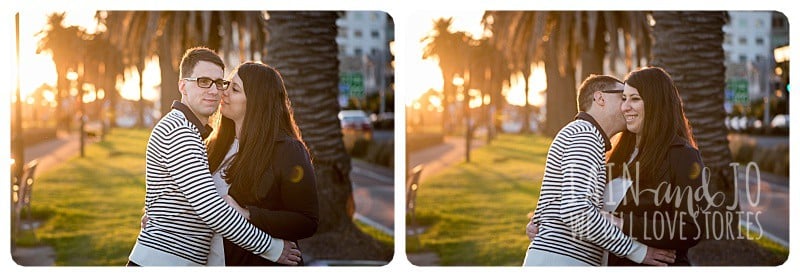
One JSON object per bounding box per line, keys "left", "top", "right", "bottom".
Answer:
{"left": 12, "top": 12, "right": 23, "bottom": 248}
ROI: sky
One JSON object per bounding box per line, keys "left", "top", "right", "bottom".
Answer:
{"left": 403, "top": 10, "right": 546, "bottom": 107}
{"left": 1, "top": 9, "right": 546, "bottom": 109}
{"left": 3, "top": 10, "right": 163, "bottom": 104}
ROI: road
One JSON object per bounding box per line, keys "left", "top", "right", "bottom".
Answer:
{"left": 347, "top": 129, "right": 395, "bottom": 234}
{"left": 373, "top": 129, "right": 394, "bottom": 143}
{"left": 735, "top": 165, "right": 789, "bottom": 245}
{"left": 351, "top": 157, "right": 395, "bottom": 234}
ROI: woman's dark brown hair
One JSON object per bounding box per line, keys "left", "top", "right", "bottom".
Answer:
{"left": 206, "top": 61, "right": 307, "bottom": 194}
{"left": 608, "top": 66, "right": 696, "bottom": 181}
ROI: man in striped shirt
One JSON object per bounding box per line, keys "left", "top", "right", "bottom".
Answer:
{"left": 522, "top": 75, "right": 676, "bottom": 266}
{"left": 127, "top": 47, "right": 300, "bottom": 266}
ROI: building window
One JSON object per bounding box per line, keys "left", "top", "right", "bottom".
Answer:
{"left": 338, "top": 27, "right": 347, "bottom": 39}
{"left": 371, "top": 30, "right": 380, "bottom": 39}
{"left": 738, "top": 18, "right": 748, "bottom": 28}
{"left": 739, "top": 55, "right": 747, "bottom": 63}
{"left": 724, "top": 34, "right": 732, "bottom": 45}
{"left": 755, "top": 19, "right": 765, "bottom": 28}
{"left": 370, "top": 12, "right": 379, "bottom": 22}
{"left": 354, "top": 30, "right": 363, "bottom": 38}
{"left": 738, "top": 37, "right": 747, "bottom": 45}
{"left": 355, "top": 48, "right": 363, "bottom": 56}
{"left": 371, "top": 48, "right": 379, "bottom": 56}
{"left": 755, "top": 37, "right": 765, "bottom": 45}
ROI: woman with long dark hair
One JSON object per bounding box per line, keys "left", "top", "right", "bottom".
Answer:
{"left": 605, "top": 66, "right": 708, "bottom": 266}
{"left": 205, "top": 61, "right": 319, "bottom": 266}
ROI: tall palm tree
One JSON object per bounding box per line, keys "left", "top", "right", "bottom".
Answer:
{"left": 421, "top": 18, "right": 471, "bottom": 135}
{"left": 484, "top": 11, "right": 651, "bottom": 137}
{"left": 650, "top": 11, "right": 737, "bottom": 239}
{"left": 83, "top": 31, "right": 125, "bottom": 130}
{"left": 36, "top": 13, "right": 86, "bottom": 132}
{"left": 483, "top": 11, "right": 546, "bottom": 134}
{"left": 264, "top": 11, "right": 391, "bottom": 262}
{"left": 100, "top": 11, "right": 269, "bottom": 119}
{"left": 468, "top": 38, "right": 508, "bottom": 144}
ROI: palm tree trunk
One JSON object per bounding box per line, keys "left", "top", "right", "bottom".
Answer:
{"left": 158, "top": 23, "right": 180, "bottom": 118}
{"left": 543, "top": 29, "right": 578, "bottom": 137}
{"left": 651, "top": 11, "right": 737, "bottom": 239}
{"left": 265, "top": 11, "right": 391, "bottom": 262}
{"left": 55, "top": 68, "right": 72, "bottom": 132}
{"left": 521, "top": 65, "right": 532, "bottom": 134}
{"left": 580, "top": 15, "right": 606, "bottom": 79}
{"left": 137, "top": 66, "right": 146, "bottom": 128}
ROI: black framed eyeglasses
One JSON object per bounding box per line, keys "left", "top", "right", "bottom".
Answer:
{"left": 184, "top": 77, "right": 230, "bottom": 90}
{"left": 600, "top": 89, "right": 623, "bottom": 94}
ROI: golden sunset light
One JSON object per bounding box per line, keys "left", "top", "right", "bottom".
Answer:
{"left": 11, "top": 10, "right": 160, "bottom": 104}
{"left": 407, "top": 11, "right": 547, "bottom": 108}
{"left": 406, "top": 11, "right": 485, "bottom": 105}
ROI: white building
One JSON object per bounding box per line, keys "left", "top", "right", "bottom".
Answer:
{"left": 337, "top": 11, "right": 391, "bottom": 57}
{"left": 722, "top": 11, "right": 788, "bottom": 103}
{"left": 336, "top": 11, "right": 394, "bottom": 112}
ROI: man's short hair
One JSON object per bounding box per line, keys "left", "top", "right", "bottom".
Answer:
{"left": 576, "top": 74, "right": 623, "bottom": 111}
{"left": 179, "top": 47, "right": 224, "bottom": 78}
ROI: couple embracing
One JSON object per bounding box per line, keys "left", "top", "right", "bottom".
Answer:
{"left": 524, "top": 67, "right": 708, "bottom": 267}
{"left": 127, "top": 46, "right": 319, "bottom": 266}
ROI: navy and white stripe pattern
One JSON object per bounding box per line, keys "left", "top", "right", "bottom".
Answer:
{"left": 135, "top": 109, "right": 276, "bottom": 265}
{"left": 529, "top": 119, "right": 633, "bottom": 266}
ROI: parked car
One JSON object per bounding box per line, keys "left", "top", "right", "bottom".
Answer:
{"left": 770, "top": 114, "right": 789, "bottom": 135}
{"left": 338, "top": 110, "right": 374, "bottom": 151}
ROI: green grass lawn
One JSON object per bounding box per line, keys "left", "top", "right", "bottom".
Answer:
{"left": 22, "top": 128, "right": 149, "bottom": 265}
{"left": 407, "top": 133, "right": 551, "bottom": 266}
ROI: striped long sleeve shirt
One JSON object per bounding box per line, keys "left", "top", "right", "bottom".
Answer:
{"left": 529, "top": 113, "right": 643, "bottom": 266}
{"left": 129, "top": 105, "right": 282, "bottom": 265}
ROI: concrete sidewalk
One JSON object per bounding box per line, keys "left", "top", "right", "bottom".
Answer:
{"left": 20, "top": 131, "right": 84, "bottom": 174}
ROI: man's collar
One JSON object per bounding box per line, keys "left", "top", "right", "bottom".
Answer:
{"left": 574, "top": 112, "right": 612, "bottom": 152}
{"left": 171, "top": 101, "right": 213, "bottom": 139}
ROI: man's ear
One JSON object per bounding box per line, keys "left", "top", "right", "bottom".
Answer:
{"left": 593, "top": 91, "right": 605, "bottom": 106}
{"left": 178, "top": 79, "right": 187, "bottom": 96}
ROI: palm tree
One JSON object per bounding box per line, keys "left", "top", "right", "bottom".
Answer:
{"left": 100, "top": 11, "right": 269, "bottom": 119}
{"left": 650, "top": 11, "right": 737, "bottom": 239}
{"left": 483, "top": 11, "right": 546, "bottom": 134}
{"left": 264, "top": 11, "right": 391, "bottom": 262}
{"left": 421, "top": 18, "right": 471, "bottom": 135}
{"left": 468, "top": 38, "right": 508, "bottom": 144}
{"left": 483, "top": 11, "right": 652, "bottom": 137}
{"left": 36, "top": 13, "right": 87, "bottom": 132}
{"left": 83, "top": 31, "right": 125, "bottom": 130}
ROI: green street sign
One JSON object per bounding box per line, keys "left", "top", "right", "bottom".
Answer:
{"left": 340, "top": 72, "right": 364, "bottom": 98}
{"left": 726, "top": 79, "right": 749, "bottom": 104}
